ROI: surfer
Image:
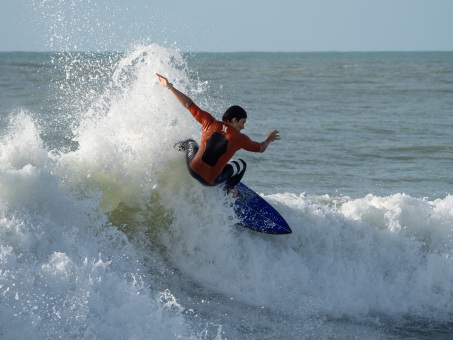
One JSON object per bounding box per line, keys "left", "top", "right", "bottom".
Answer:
{"left": 156, "top": 73, "right": 280, "bottom": 195}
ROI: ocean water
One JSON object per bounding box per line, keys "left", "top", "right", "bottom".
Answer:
{"left": 1, "top": 47, "right": 453, "bottom": 340}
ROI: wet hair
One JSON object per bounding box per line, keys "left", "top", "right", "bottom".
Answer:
{"left": 222, "top": 105, "right": 247, "bottom": 122}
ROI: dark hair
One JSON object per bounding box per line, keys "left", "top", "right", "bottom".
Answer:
{"left": 222, "top": 105, "right": 247, "bottom": 122}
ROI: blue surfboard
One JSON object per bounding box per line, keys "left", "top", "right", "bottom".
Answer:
{"left": 234, "top": 182, "right": 292, "bottom": 234}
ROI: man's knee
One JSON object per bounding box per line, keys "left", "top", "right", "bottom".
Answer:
{"left": 230, "top": 159, "right": 247, "bottom": 175}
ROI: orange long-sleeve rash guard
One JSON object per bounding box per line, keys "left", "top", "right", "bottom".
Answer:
{"left": 187, "top": 103, "right": 260, "bottom": 185}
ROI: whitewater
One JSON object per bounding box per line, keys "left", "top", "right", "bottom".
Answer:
{"left": 1, "top": 45, "right": 453, "bottom": 339}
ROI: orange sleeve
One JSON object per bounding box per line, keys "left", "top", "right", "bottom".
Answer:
{"left": 188, "top": 103, "right": 215, "bottom": 130}
{"left": 239, "top": 134, "right": 261, "bottom": 152}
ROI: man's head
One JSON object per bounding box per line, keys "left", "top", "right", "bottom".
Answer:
{"left": 222, "top": 105, "right": 247, "bottom": 122}
{"left": 222, "top": 105, "right": 248, "bottom": 131}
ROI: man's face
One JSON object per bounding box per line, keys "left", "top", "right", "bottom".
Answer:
{"left": 230, "top": 118, "right": 246, "bottom": 132}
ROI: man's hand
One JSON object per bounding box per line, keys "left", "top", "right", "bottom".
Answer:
{"left": 156, "top": 73, "right": 171, "bottom": 88}
{"left": 266, "top": 130, "right": 281, "bottom": 142}
{"left": 259, "top": 130, "right": 281, "bottom": 152}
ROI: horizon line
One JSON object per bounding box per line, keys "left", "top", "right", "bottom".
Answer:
{"left": 1, "top": 49, "right": 452, "bottom": 54}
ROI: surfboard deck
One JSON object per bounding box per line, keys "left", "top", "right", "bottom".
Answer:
{"left": 234, "top": 182, "right": 292, "bottom": 234}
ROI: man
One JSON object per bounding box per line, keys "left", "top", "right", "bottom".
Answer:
{"left": 156, "top": 73, "right": 280, "bottom": 194}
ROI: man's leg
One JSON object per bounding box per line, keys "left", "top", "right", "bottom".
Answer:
{"left": 214, "top": 159, "right": 247, "bottom": 194}
{"left": 175, "top": 139, "right": 212, "bottom": 186}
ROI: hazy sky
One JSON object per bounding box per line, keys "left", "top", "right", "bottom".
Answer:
{"left": 1, "top": 0, "right": 452, "bottom": 52}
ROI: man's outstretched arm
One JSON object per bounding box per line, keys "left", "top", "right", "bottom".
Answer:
{"left": 156, "top": 73, "right": 193, "bottom": 108}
